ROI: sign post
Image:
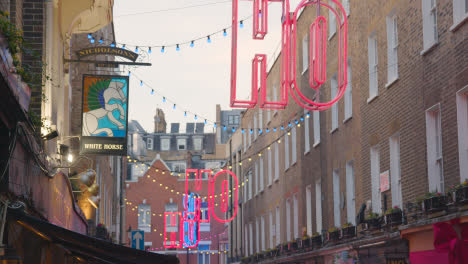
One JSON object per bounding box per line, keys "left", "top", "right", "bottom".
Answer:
{"left": 131, "top": 230, "right": 144, "bottom": 250}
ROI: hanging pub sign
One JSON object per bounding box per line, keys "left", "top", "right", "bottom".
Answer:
{"left": 76, "top": 47, "right": 139, "bottom": 62}
{"left": 80, "top": 75, "right": 129, "bottom": 155}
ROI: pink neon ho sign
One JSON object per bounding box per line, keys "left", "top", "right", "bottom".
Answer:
{"left": 163, "top": 169, "right": 238, "bottom": 249}
{"left": 230, "top": 0, "right": 348, "bottom": 111}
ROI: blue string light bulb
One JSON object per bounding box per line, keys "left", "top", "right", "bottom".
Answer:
{"left": 204, "top": 119, "right": 207, "bottom": 125}
{"left": 241, "top": 129, "right": 245, "bottom": 134}
{"left": 87, "top": 33, "right": 92, "bottom": 39}
{"left": 223, "top": 125, "right": 227, "bottom": 131}
{"left": 90, "top": 37, "right": 95, "bottom": 43}
{"left": 194, "top": 115, "right": 198, "bottom": 120}
{"left": 148, "top": 47, "right": 152, "bottom": 54}
{"left": 213, "top": 123, "right": 217, "bottom": 128}
{"left": 176, "top": 44, "right": 180, "bottom": 51}
{"left": 111, "top": 41, "right": 116, "bottom": 47}
{"left": 99, "top": 38, "right": 103, "bottom": 44}
{"left": 240, "top": 20, "right": 244, "bottom": 28}
{"left": 184, "top": 111, "right": 187, "bottom": 117}
{"left": 135, "top": 46, "right": 139, "bottom": 52}
{"left": 128, "top": 71, "right": 131, "bottom": 77}
{"left": 173, "top": 104, "right": 176, "bottom": 110}
{"left": 151, "top": 89, "right": 154, "bottom": 95}
{"left": 161, "top": 46, "right": 165, "bottom": 53}
{"left": 223, "top": 29, "right": 227, "bottom": 37}
{"left": 140, "top": 81, "right": 143, "bottom": 86}
{"left": 163, "top": 97, "right": 166, "bottom": 103}
{"left": 207, "top": 35, "right": 211, "bottom": 43}
{"left": 122, "top": 44, "right": 126, "bottom": 49}
{"left": 190, "top": 41, "right": 194, "bottom": 48}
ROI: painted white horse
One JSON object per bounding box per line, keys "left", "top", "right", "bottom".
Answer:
{"left": 82, "top": 81, "right": 126, "bottom": 137}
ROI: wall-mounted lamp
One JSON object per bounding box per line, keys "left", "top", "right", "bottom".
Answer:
{"left": 88, "top": 196, "right": 100, "bottom": 209}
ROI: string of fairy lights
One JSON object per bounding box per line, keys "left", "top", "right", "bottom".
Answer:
{"left": 87, "top": 12, "right": 252, "bottom": 52}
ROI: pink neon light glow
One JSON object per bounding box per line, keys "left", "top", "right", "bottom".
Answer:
{"left": 210, "top": 170, "right": 239, "bottom": 223}
{"left": 253, "top": 0, "right": 268, "bottom": 39}
{"left": 163, "top": 212, "right": 183, "bottom": 248}
{"left": 309, "top": 16, "right": 327, "bottom": 89}
{"left": 230, "top": 0, "right": 348, "bottom": 111}
{"left": 289, "top": 0, "right": 348, "bottom": 111}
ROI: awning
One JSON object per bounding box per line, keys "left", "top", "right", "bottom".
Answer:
{"left": 8, "top": 209, "right": 179, "bottom": 264}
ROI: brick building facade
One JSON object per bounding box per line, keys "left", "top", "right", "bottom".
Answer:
{"left": 227, "top": 0, "right": 468, "bottom": 263}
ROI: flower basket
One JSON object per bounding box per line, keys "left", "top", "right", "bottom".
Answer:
{"left": 385, "top": 212, "right": 402, "bottom": 226}
{"left": 423, "top": 195, "right": 447, "bottom": 212}
{"left": 342, "top": 226, "right": 356, "bottom": 238}
{"left": 281, "top": 243, "right": 289, "bottom": 253}
{"left": 95, "top": 226, "right": 108, "bottom": 239}
{"left": 328, "top": 230, "right": 340, "bottom": 241}
{"left": 366, "top": 217, "right": 382, "bottom": 230}
{"left": 302, "top": 237, "right": 312, "bottom": 248}
{"left": 291, "top": 240, "right": 299, "bottom": 250}
{"left": 312, "top": 235, "right": 322, "bottom": 248}
{"left": 455, "top": 186, "right": 468, "bottom": 204}
{"left": 271, "top": 247, "right": 279, "bottom": 257}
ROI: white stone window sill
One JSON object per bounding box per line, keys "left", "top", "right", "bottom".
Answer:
{"left": 268, "top": 183, "right": 272, "bottom": 188}
{"left": 420, "top": 41, "right": 438, "bottom": 56}
{"left": 304, "top": 149, "right": 310, "bottom": 155}
{"left": 291, "top": 161, "right": 297, "bottom": 167}
{"left": 367, "top": 94, "right": 378, "bottom": 104}
{"left": 274, "top": 178, "right": 279, "bottom": 183}
{"left": 330, "top": 127, "right": 338, "bottom": 134}
{"left": 313, "top": 141, "right": 320, "bottom": 148}
{"left": 450, "top": 15, "right": 468, "bottom": 32}
{"left": 328, "top": 31, "right": 336, "bottom": 41}
{"left": 385, "top": 77, "right": 399, "bottom": 89}
{"left": 302, "top": 68, "right": 308, "bottom": 75}
{"left": 343, "top": 116, "right": 352, "bottom": 124}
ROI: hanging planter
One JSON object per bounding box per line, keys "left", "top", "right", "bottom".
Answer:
{"left": 302, "top": 236, "right": 312, "bottom": 248}
{"left": 341, "top": 223, "right": 356, "bottom": 238}
{"left": 423, "top": 192, "right": 447, "bottom": 213}
{"left": 366, "top": 213, "right": 382, "bottom": 230}
{"left": 328, "top": 227, "right": 340, "bottom": 241}
{"left": 311, "top": 233, "right": 322, "bottom": 248}
{"left": 385, "top": 206, "right": 403, "bottom": 226}
{"left": 449, "top": 180, "right": 468, "bottom": 204}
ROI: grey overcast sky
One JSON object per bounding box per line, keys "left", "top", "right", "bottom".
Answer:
{"left": 114, "top": 0, "right": 302, "bottom": 133}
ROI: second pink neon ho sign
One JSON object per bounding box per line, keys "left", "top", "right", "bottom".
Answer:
{"left": 230, "top": 0, "right": 348, "bottom": 111}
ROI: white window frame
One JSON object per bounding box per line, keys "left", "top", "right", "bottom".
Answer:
{"left": 244, "top": 225, "right": 248, "bottom": 256}
{"left": 274, "top": 143, "right": 280, "bottom": 181}
{"left": 248, "top": 171, "right": 253, "bottom": 200}
{"left": 346, "top": 161, "right": 356, "bottom": 225}
{"left": 254, "top": 115, "right": 258, "bottom": 140}
{"left": 293, "top": 194, "right": 299, "bottom": 239}
{"left": 285, "top": 132, "right": 290, "bottom": 170}
{"left": 302, "top": 33, "right": 309, "bottom": 74}
{"left": 313, "top": 111, "right": 320, "bottom": 146}
{"left": 304, "top": 110, "right": 311, "bottom": 153}
{"left": 331, "top": 74, "right": 338, "bottom": 132}
{"left": 275, "top": 206, "right": 281, "bottom": 245}
{"left": 426, "top": 103, "right": 444, "bottom": 193}
{"left": 147, "top": 138, "right": 153, "bottom": 150}
{"left": 255, "top": 161, "right": 259, "bottom": 196}
{"left": 138, "top": 204, "right": 151, "bottom": 232}
{"left": 286, "top": 198, "right": 291, "bottom": 241}
{"left": 260, "top": 157, "right": 264, "bottom": 192}
{"left": 370, "top": 145, "right": 382, "bottom": 214}
{"left": 342, "top": 0, "right": 350, "bottom": 16}
{"left": 306, "top": 185, "right": 312, "bottom": 236}
{"left": 315, "top": 181, "right": 322, "bottom": 233}
{"left": 422, "top": 0, "right": 438, "bottom": 53}
{"left": 256, "top": 218, "right": 260, "bottom": 253}
{"left": 386, "top": 12, "right": 399, "bottom": 85}
{"left": 333, "top": 169, "right": 341, "bottom": 227}
{"left": 261, "top": 216, "right": 266, "bottom": 251}
{"left": 243, "top": 131, "right": 247, "bottom": 152}
{"left": 457, "top": 86, "right": 468, "bottom": 181}
{"left": 259, "top": 110, "right": 263, "bottom": 132}
{"left": 177, "top": 138, "right": 187, "bottom": 150}
{"left": 390, "top": 133, "right": 403, "bottom": 208}
{"left": 172, "top": 162, "right": 186, "bottom": 174}
{"left": 193, "top": 136, "right": 203, "bottom": 151}
{"left": 368, "top": 33, "right": 378, "bottom": 102}
{"left": 161, "top": 137, "right": 170, "bottom": 151}
{"left": 344, "top": 59, "right": 352, "bottom": 121}
{"left": 269, "top": 211, "right": 274, "bottom": 249}
{"left": 291, "top": 127, "right": 297, "bottom": 165}
{"left": 451, "top": 0, "right": 468, "bottom": 30}
{"left": 249, "top": 222, "right": 253, "bottom": 255}
{"left": 268, "top": 148, "right": 273, "bottom": 186}
{"left": 328, "top": 2, "right": 336, "bottom": 39}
